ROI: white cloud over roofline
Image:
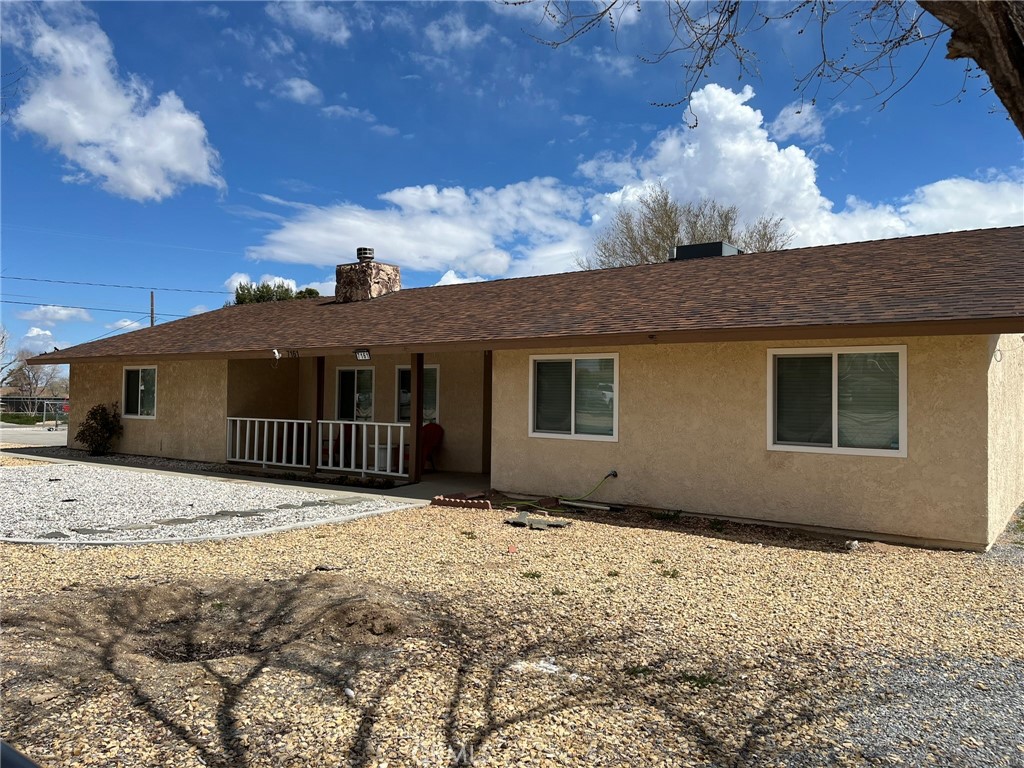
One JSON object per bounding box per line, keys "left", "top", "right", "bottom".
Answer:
{"left": 241, "top": 84, "right": 1023, "bottom": 279}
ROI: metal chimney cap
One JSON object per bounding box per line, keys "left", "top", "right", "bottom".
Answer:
{"left": 356, "top": 247, "right": 375, "bottom": 263}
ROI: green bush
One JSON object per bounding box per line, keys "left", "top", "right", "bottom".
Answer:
{"left": 74, "top": 403, "right": 124, "bottom": 455}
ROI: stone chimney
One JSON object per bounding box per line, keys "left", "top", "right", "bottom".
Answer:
{"left": 334, "top": 247, "right": 401, "bottom": 303}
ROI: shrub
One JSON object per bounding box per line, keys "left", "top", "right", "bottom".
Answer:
{"left": 75, "top": 403, "right": 124, "bottom": 455}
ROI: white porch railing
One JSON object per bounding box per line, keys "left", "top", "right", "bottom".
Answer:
{"left": 318, "top": 420, "right": 409, "bottom": 477}
{"left": 226, "top": 418, "right": 310, "bottom": 468}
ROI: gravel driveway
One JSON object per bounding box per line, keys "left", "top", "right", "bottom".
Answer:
{"left": 0, "top": 461, "right": 405, "bottom": 543}
{"left": 3, "top": 498, "right": 1022, "bottom": 767}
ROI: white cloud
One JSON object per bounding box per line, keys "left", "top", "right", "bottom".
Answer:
{"left": 768, "top": 100, "right": 825, "bottom": 143}
{"left": 104, "top": 318, "right": 144, "bottom": 331}
{"left": 242, "top": 72, "right": 265, "bottom": 90}
{"left": 245, "top": 178, "right": 589, "bottom": 278}
{"left": 370, "top": 124, "right": 400, "bottom": 137}
{"left": 224, "top": 272, "right": 252, "bottom": 291}
{"left": 434, "top": 270, "right": 485, "bottom": 286}
{"left": 322, "top": 104, "right": 375, "bottom": 122}
{"left": 266, "top": 2, "right": 351, "bottom": 46}
{"left": 273, "top": 77, "right": 322, "bottom": 105}
{"left": 241, "top": 84, "right": 1022, "bottom": 280}
{"left": 6, "top": 3, "right": 225, "bottom": 202}
{"left": 263, "top": 30, "right": 294, "bottom": 58}
{"left": 189, "top": 305, "right": 210, "bottom": 315}
{"left": 562, "top": 114, "right": 591, "bottom": 127}
{"left": 425, "top": 13, "right": 492, "bottom": 53}
{"left": 16, "top": 305, "right": 92, "bottom": 326}
{"left": 224, "top": 272, "right": 301, "bottom": 292}
{"left": 19, "top": 327, "right": 68, "bottom": 354}
{"left": 584, "top": 84, "right": 1023, "bottom": 247}
{"left": 300, "top": 278, "right": 335, "bottom": 296}
{"left": 198, "top": 5, "right": 228, "bottom": 20}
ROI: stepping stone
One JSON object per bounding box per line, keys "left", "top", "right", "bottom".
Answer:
{"left": 70, "top": 527, "right": 116, "bottom": 535}
{"left": 234, "top": 510, "right": 266, "bottom": 518}
{"left": 153, "top": 517, "right": 198, "bottom": 526}
{"left": 111, "top": 523, "right": 158, "bottom": 531}
{"left": 38, "top": 531, "right": 69, "bottom": 539}
{"left": 276, "top": 503, "right": 302, "bottom": 510}
{"left": 328, "top": 498, "right": 364, "bottom": 507}
{"left": 191, "top": 514, "right": 224, "bottom": 521}
{"left": 504, "top": 509, "right": 572, "bottom": 531}
{"left": 300, "top": 500, "right": 326, "bottom": 508}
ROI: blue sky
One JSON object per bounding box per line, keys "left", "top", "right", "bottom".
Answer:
{"left": 2, "top": 1, "right": 1022, "bottom": 357}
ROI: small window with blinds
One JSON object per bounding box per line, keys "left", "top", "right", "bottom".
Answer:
{"left": 768, "top": 346, "right": 906, "bottom": 457}
{"left": 530, "top": 354, "right": 617, "bottom": 440}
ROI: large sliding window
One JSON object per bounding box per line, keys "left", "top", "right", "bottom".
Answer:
{"left": 768, "top": 346, "right": 906, "bottom": 457}
{"left": 337, "top": 368, "right": 374, "bottom": 421}
{"left": 123, "top": 366, "right": 157, "bottom": 418}
{"left": 530, "top": 354, "right": 617, "bottom": 440}
{"left": 396, "top": 365, "right": 439, "bottom": 424}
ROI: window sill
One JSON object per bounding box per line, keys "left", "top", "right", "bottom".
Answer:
{"left": 529, "top": 431, "right": 617, "bottom": 443}
{"left": 768, "top": 443, "right": 906, "bottom": 459}
{"left": 122, "top": 414, "right": 157, "bottom": 420}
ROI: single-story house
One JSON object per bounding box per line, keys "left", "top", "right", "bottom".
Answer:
{"left": 32, "top": 227, "right": 1023, "bottom": 550}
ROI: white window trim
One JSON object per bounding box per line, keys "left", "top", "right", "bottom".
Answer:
{"left": 335, "top": 366, "right": 375, "bottom": 421}
{"left": 395, "top": 364, "right": 440, "bottom": 424}
{"left": 766, "top": 345, "right": 907, "bottom": 458}
{"left": 529, "top": 353, "right": 619, "bottom": 442}
{"left": 122, "top": 365, "right": 157, "bottom": 420}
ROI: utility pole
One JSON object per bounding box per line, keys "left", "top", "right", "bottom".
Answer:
{"left": 150, "top": 291, "right": 155, "bottom": 327}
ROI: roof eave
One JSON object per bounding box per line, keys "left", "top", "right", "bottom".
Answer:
{"left": 30, "top": 315, "right": 1023, "bottom": 365}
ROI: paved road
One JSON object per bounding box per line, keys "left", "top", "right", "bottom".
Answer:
{"left": 0, "top": 424, "right": 69, "bottom": 448}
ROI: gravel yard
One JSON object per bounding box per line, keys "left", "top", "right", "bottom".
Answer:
{"left": 0, "top": 461, "right": 401, "bottom": 543}
{"left": 2, "top": 496, "right": 1023, "bottom": 767}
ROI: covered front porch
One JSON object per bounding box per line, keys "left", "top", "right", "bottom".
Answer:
{"left": 223, "top": 349, "right": 492, "bottom": 483}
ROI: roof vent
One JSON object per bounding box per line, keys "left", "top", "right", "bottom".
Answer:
{"left": 356, "top": 246, "right": 375, "bottom": 263}
{"left": 670, "top": 242, "right": 744, "bottom": 261}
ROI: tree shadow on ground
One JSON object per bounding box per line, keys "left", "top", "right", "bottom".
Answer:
{"left": 2, "top": 572, "right": 859, "bottom": 767}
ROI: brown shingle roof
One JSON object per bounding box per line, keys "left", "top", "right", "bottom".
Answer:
{"left": 33, "top": 226, "right": 1024, "bottom": 363}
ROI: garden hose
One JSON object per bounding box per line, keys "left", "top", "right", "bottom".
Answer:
{"left": 503, "top": 470, "right": 617, "bottom": 512}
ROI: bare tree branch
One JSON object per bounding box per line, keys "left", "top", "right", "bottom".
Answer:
{"left": 514, "top": 1, "right": 1023, "bottom": 134}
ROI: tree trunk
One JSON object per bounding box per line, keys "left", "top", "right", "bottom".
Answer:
{"left": 919, "top": 1, "right": 1024, "bottom": 137}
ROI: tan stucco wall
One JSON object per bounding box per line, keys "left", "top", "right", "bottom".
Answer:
{"left": 491, "top": 336, "right": 993, "bottom": 548}
{"left": 227, "top": 359, "right": 303, "bottom": 419}
{"left": 69, "top": 360, "right": 228, "bottom": 463}
{"left": 987, "top": 333, "right": 1024, "bottom": 543}
{"left": 319, "top": 351, "right": 485, "bottom": 473}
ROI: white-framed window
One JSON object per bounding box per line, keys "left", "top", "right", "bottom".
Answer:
{"left": 767, "top": 345, "right": 907, "bottom": 457}
{"left": 123, "top": 366, "right": 157, "bottom": 419}
{"left": 530, "top": 353, "right": 618, "bottom": 441}
{"left": 396, "top": 365, "right": 439, "bottom": 424}
{"left": 337, "top": 367, "right": 374, "bottom": 421}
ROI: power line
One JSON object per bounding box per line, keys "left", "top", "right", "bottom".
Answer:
{"left": 81, "top": 314, "right": 154, "bottom": 344}
{"left": 2, "top": 223, "right": 244, "bottom": 257}
{"left": 2, "top": 275, "right": 231, "bottom": 295}
{"left": 1, "top": 299, "right": 191, "bottom": 318}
